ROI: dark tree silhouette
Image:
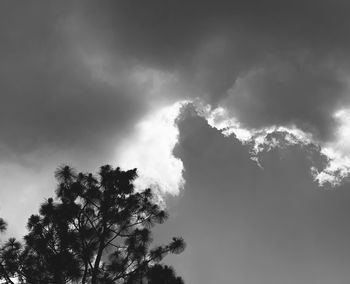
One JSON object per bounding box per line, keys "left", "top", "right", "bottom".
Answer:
{"left": 145, "top": 264, "right": 184, "bottom": 284}
{"left": 0, "top": 218, "right": 22, "bottom": 284}
{"left": 0, "top": 165, "right": 185, "bottom": 284}
{"left": 0, "top": 218, "right": 6, "bottom": 233}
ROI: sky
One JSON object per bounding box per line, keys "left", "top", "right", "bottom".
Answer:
{"left": 1, "top": 1, "right": 350, "bottom": 283}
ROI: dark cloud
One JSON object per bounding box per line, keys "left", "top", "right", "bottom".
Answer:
{"left": 0, "top": 1, "right": 152, "bottom": 164}
{"left": 224, "top": 54, "right": 349, "bottom": 139}
{"left": 77, "top": 0, "right": 350, "bottom": 140}
{"left": 2, "top": 3, "right": 350, "bottom": 280}
{"left": 153, "top": 112, "right": 350, "bottom": 284}
{"left": 2, "top": 0, "right": 350, "bottom": 160}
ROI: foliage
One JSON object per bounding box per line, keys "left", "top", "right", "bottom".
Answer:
{"left": 146, "top": 264, "right": 184, "bottom": 284}
{"left": 0, "top": 165, "right": 185, "bottom": 284}
{"left": 0, "top": 218, "right": 22, "bottom": 284}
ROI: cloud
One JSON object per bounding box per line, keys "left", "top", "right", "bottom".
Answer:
{"left": 311, "top": 109, "right": 350, "bottom": 185}
{"left": 58, "top": 1, "right": 350, "bottom": 190}
{"left": 194, "top": 102, "right": 350, "bottom": 187}
{"left": 75, "top": 0, "right": 350, "bottom": 142}
{"left": 3, "top": 0, "right": 350, "bottom": 235}
{"left": 115, "top": 101, "right": 188, "bottom": 197}
{"left": 2, "top": 1, "right": 350, "bottom": 174}
{"left": 0, "top": 2, "right": 146, "bottom": 164}
{"left": 221, "top": 58, "right": 347, "bottom": 141}
{"left": 163, "top": 108, "right": 350, "bottom": 284}
{"left": 112, "top": 98, "right": 350, "bottom": 194}
{"left": 87, "top": 0, "right": 350, "bottom": 189}
{"left": 2, "top": 1, "right": 350, "bottom": 172}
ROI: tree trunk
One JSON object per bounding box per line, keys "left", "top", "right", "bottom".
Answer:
{"left": 81, "top": 261, "right": 88, "bottom": 284}
{"left": 91, "top": 228, "right": 107, "bottom": 284}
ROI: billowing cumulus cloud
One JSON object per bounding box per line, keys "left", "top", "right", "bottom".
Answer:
{"left": 115, "top": 101, "right": 188, "bottom": 197}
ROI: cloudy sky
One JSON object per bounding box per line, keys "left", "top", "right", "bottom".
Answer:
{"left": 2, "top": 1, "right": 350, "bottom": 283}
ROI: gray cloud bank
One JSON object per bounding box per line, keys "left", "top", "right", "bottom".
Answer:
{"left": 78, "top": 0, "right": 350, "bottom": 141}
{"left": 74, "top": 0, "right": 350, "bottom": 186}
{"left": 2, "top": 0, "right": 350, "bottom": 160}
{"left": 156, "top": 112, "right": 350, "bottom": 284}
{"left": 2, "top": 0, "right": 350, "bottom": 233}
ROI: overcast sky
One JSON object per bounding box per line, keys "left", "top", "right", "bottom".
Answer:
{"left": 2, "top": 1, "right": 350, "bottom": 283}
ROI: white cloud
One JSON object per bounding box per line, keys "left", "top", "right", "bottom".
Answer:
{"left": 195, "top": 102, "right": 253, "bottom": 142}
{"left": 312, "top": 109, "right": 350, "bottom": 186}
{"left": 331, "top": 108, "right": 350, "bottom": 155}
{"left": 115, "top": 101, "right": 189, "bottom": 197}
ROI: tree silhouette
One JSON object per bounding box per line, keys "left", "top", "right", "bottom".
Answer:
{"left": 0, "top": 218, "right": 6, "bottom": 233}
{"left": 146, "top": 264, "right": 184, "bottom": 284}
{"left": 0, "top": 218, "right": 22, "bottom": 284}
{"left": 0, "top": 165, "right": 185, "bottom": 284}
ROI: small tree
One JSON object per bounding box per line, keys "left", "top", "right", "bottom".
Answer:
{"left": 16, "top": 165, "right": 185, "bottom": 284}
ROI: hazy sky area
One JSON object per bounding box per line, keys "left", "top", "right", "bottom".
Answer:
{"left": 2, "top": 1, "right": 350, "bottom": 283}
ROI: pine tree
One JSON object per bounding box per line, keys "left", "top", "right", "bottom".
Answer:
{"left": 8, "top": 165, "right": 185, "bottom": 284}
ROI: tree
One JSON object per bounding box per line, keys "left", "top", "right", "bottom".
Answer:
{"left": 0, "top": 219, "right": 6, "bottom": 234}
{"left": 1, "top": 165, "right": 185, "bottom": 284}
{"left": 146, "top": 264, "right": 184, "bottom": 284}
{"left": 0, "top": 218, "right": 22, "bottom": 284}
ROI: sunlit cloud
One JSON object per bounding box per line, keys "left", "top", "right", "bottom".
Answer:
{"left": 312, "top": 109, "right": 350, "bottom": 186}
{"left": 115, "top": 101, "right": 189, "bottom": 197}
{"left": 114, "top": 98, "right": 350, "bottom": 197}
{"left": 195, "top": 102, "right": 350, "bottom": 187}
